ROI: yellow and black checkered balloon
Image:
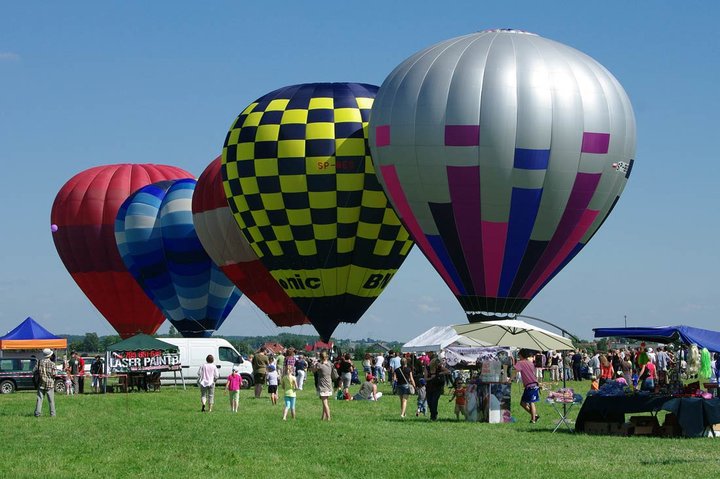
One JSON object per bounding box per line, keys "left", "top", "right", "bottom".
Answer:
{"left": 221, "top": 83, "right": 413, "bottom": 340}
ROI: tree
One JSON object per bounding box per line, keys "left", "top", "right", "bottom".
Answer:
{"left": 82, "top": 332, "right": 101, "bottom": 353}
{"left": 101, "top": 335, "right": 121, "bottom": 351}
{"left": 231, "top": 340, "right": 254, "bottom": 357}
{"left": 68, "top": 340, "right": 84, "bottom": 353}
{"left": 353, "top": 345, "right": 367, "bottom": 358}
{"left": 278, "top": 334, "right": 305, "bottom": 351}
{"left": 168, "top": 325, "right": 179, "bottom": 337}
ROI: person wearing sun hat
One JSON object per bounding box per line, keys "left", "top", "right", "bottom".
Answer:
{"left": 33, "top": 348, "right": 57, "bottom": 417}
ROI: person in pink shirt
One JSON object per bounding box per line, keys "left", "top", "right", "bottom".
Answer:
{"left": 226, "top": 366, "right": 242, "bottom": 413}
{"left": 638, "top": 359, "right": 656, "bottom": 392}
{"left": 514, "top": 349, "right": 540, "bottom": 423}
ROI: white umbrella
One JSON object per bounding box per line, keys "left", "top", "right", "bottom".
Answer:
{"left": 453, "top": 319, "right": 575, "bottom": 352}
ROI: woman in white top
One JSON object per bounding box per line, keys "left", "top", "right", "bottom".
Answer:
{"left": 198, "top": 354, "right": 220, "bottom": 412}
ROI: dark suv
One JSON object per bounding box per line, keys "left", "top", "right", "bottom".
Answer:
{"left": 0, "top": 357, "right": 65, "bottom": 394}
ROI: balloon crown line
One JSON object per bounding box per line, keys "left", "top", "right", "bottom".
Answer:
{"left": 479, "top": 28, "right": 537, "bottom": 36}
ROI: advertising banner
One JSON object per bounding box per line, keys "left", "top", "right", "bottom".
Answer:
{"left": 109, "top": 349, "right": 181, "bottom": 372}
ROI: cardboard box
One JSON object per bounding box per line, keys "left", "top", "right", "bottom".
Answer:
{"left": 584, "top": 421, "right": 610, "bottom": 435}
{"left": 608, "top": 422, "right": 629, "bottom": 436}
{"left": 660, "top": 414, "right": 682, "bottom": 437}
{"left": 634, "top": 425, "right": 656, "bottom": 436}
{"left": 629, "top": 415, "right": 659, "bottom": 436}
{"left": 663, "top": 413, "right": 679, "bottom": 427}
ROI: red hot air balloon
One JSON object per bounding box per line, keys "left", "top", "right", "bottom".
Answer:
{"left": 192, "top": 157, "right": 310, "bottom": 327}
{"left": 51, "top": 164, "right": 193, "bottom": 338}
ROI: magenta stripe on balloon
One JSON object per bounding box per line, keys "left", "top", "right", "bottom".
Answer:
{"left": 447, "top": 166, "right": 485, "bottom": 295}
{"left": 375, "top": 125, "right": 391, "bottom": 147}
{"left": 379, "top": 165, "right": 460, "bottom": 294}
{"left": 581, "top": 132, "right": 610, "bottom": 154}
{"left": 445, "top": 125, "right": 480, "bottom": 146}
{"left": 525, "top": 209, "right": 600, "bottom": 298}
{"left": 518, "top": 172, "right": 602, "bottom": 298}
{"left": 481, "top": 221, "right": 509, "bottom": 298}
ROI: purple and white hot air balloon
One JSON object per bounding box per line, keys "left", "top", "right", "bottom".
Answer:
{"left": 369, "top": 29, "right": 636, "bottom": 321}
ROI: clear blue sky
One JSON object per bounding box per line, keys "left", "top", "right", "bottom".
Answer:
{"left": 1, "top": 2, "right": 718, "bottom": 342}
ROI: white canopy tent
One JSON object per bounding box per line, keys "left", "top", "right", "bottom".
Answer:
{"left": 402, "top": 325, "right": 488, "bottom": 353}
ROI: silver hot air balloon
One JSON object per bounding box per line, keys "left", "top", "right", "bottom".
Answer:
{"left": 369, "top": 29, "right": 636, "bottom": 321}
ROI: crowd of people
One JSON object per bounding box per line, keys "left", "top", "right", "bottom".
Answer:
{"left": 526, "top": 345, "right": 686, "bottom": 392}
{"left": 31, "top": 344, "right": 477, "bottom": 421}
{"left": 207, "top": 347, "right": 456, "bottom": 421}
{"left": 35, "top": 342, "right": 719, "bottom": 421}
{"left": 58, "top": 351, "right": 106, "bottom": 395}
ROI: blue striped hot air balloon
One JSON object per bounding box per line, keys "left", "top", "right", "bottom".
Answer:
{"left": 115, "top": 178, "right": 242, "bottom": 337}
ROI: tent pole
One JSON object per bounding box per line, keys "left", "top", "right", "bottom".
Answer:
{"left": 562, "top": 351, "right": 567, "bottom": 422}
{"left": 104, "top": 351, "right": 109, "bottom": 394}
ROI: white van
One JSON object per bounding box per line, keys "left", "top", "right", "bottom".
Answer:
{"left": 158, "top": 338, "right": 253, "bottom": 389}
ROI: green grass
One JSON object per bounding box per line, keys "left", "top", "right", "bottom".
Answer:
{"left": 1, "top": 379, "right": 719, "bottom": 478}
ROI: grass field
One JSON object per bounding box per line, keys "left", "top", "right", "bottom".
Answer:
{"left": 1, "top": 378, "right": 719, "bottom": 478}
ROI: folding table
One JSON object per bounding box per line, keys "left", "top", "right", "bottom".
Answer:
{"left": 548, "top": 394, "right": 583, "bottom": 433}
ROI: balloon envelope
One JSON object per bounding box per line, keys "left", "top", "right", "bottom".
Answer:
{"left": 369, "top": 30, "right": 636, "bottom": 320}
{"left": 51, "top": 164, "right": 193, "bottom": 338}
{"left": 192, "top": 157, "right": 310, "bottom": 327}
{"left": 115, "top": 179, "right": 242, "bottom": 337}
{"left": 222, "top": 82, "right": 414, "bottom": 340}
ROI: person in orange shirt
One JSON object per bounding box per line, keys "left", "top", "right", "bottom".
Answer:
{"left": 599, "top": 354, "right": 615, "bottom": 386}
{"left": 449, "top": 379, "right": 467, "bottom": 420}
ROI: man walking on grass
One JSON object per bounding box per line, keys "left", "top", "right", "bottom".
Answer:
{"left": 373, "top": 353, "right": 385, "bottom": 383}
{"left": 34, "top": 348, "right": 56, "bottom": 417}
{"left": 252, "top": 348, "right": 269, "bottom": 399}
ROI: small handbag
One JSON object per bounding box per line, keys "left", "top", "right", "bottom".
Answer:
{"left": 399, "top": 368, "right": 415, "bottom": 395}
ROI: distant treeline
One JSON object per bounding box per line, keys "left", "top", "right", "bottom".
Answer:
{"left": 58, "top": 330, "right": 403, "bottom": 357}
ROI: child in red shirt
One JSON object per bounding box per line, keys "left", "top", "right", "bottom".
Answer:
{"left": 450, "top": 379, "right": 467, "bottom": 420}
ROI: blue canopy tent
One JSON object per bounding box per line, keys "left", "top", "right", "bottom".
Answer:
{"left": 594, "top": 326, "right": 720, "bottom": 438}
{"left": 593, "top": 326, "right": 720, "bottom": 353}
{"left": 0, "top": 317, "right": 67, "bottom": 350}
